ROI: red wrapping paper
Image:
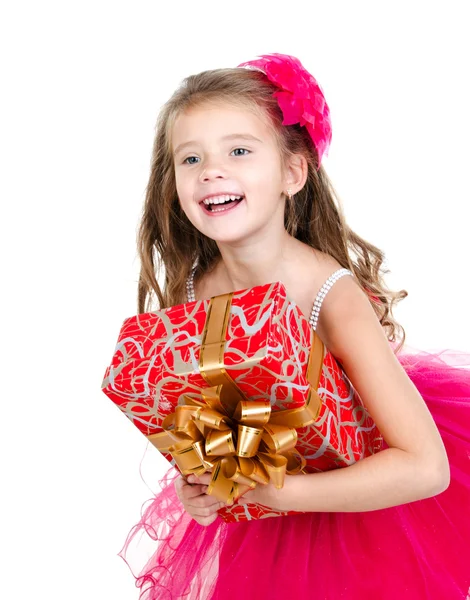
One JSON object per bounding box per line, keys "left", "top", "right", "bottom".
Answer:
{"left": 102, "top": 281, "right": 382, "bottom": 522}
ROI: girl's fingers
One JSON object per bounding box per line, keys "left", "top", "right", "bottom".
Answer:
{"left": 174, "top": 474, "right": 227, "bottom": 525}
{"left": 194, "top": 512, "right": 220, "bottom": 527}
{"left": 186, "top": 494, "right": 224, "bottom": 509}
{"left": 187, "top": 473, "right": 213, "bottom": 486}
{"left": 174, "top": 476, "right": 186, "bottom": 496}
{"left": 188, "top": 502, "right": 226, "bottom": 519}
{"left": 182, "top": 483, "right": 209, "bottom": 499}
{"left": 174, "top": 476, "right": 207, "bottom": 499}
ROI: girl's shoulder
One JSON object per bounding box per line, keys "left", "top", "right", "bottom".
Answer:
{"left": 309, "top": 249, "right": 347, "bottom": 292}
{"left": 301, "top": 248, "right": 355, "bottom": 322}
{"left": 307, "top": 249, "right": 378, "bottom": 353}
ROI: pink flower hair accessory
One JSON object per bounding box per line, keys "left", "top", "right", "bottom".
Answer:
{"left": 237, "top": 53, "right": 332, "bottom": 169}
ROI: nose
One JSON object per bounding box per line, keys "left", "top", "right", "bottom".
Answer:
{"left": 198, "top": 155, "right": 227, "bottom": 183}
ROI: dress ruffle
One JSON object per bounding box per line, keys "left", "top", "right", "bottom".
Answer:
{"left": 118, "top": 347, "right": 470, "bottom": 599}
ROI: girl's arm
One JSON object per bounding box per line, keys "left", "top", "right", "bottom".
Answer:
{"left": 235, "top": 275, "right": 450, "bottom": 513}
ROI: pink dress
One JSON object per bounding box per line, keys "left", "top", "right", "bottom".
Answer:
{"left": 118, "top": 270, "right": 470, "bottom": 599}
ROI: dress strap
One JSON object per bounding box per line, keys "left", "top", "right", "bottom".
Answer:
{"left": 186, "top": 267, "right": 354, "bottom": 331}
{"left": 309, "top": 268, "right": 353, "bottom": 331}
{"left": 186, "top": 267, "right": 197, "bottom": 302}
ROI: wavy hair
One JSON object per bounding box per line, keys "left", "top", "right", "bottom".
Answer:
{"left": 137, "top": 67, "right": 408, "bottom": 352}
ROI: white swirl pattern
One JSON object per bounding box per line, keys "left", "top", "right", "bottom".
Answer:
{"left": 102, "top": 273, "right": 383, "bottom": 522}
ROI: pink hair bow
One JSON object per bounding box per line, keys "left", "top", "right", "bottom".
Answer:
{"left": 237, "top": 53, "right": 332, "bottom": 168}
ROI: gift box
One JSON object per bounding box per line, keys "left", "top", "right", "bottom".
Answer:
{"left": 102, "top": 281, "right": 382, "bottom": 523}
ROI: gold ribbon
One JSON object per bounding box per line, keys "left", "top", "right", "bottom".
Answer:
{"left": 147, "top": 292, "right": 324, "bottom": 505}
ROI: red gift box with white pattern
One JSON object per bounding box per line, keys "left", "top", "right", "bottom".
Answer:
{"left": 102, "top": 281, "right": 382, "bottom": 522}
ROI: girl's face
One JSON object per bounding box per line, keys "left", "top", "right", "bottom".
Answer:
{"left": 172, "top": 102, "right": 288, "bottom": 245}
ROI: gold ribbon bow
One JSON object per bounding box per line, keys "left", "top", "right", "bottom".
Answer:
{"left": 147, "top": 292, "right": 324, "bottom": 505}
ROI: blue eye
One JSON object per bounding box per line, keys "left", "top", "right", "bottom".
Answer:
{"left": 182, "top": 148, "right": 250, "bottom": 165}
{"left": 183, "top": 156, "right": 200, "bottom": 165}
{"left": 232, "top": 148, "right": 250, "bottom": 156}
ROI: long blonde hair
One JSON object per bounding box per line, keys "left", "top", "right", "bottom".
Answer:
{"left": 137, "top": 67, "right": 408, "bottom": 351}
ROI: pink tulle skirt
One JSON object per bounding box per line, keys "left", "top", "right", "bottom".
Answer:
{"left": 118, "top": 348, "right": 470, "bottom": 599}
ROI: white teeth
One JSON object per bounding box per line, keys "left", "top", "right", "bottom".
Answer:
{"left": 202, "top": 194, "right": 243, "bottom": 205}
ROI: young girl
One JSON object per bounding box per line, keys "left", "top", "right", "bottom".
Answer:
{"left": 117, "top": 54, "right": 470, "bottom": 599}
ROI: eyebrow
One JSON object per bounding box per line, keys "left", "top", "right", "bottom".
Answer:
{"left": 173, "top": 133, "right": 263, "bottom": 156}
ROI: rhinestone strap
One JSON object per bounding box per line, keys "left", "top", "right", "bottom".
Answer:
{"left": 309, "top": 268, "right": 353, "bottom": 330}
{"left": 186, "top": 267, "right": 196, "bottom": 302}
{"left": 185, "top": 267, "right": 353, "bottom": 331}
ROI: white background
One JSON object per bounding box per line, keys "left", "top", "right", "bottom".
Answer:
{"left": 1, "top": 1, "right": 469, "bottom": 598}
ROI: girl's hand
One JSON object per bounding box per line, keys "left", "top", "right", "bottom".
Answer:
{"left": 174, "top": 473, "right": 226, "bottom": 526}
{"left": 237, "top": 479, "right": 289, "bottom": 511}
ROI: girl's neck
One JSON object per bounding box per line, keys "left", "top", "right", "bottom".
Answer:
{"left": 209, "top": 233, "right": 316, "bottom": 295}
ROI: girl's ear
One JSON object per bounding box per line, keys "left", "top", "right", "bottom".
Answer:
{"left": 283, "top": 153, "right": 308, "bottom": 195}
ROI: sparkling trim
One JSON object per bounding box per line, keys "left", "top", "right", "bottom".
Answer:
{"left": 186, "top": 267, "right": 197, "bottom": 302}
{"left": 309, "top": 268, "right": 353, "bottom": 331}
{"left": 185, "top": 267, "right": 354, "bottom": 328}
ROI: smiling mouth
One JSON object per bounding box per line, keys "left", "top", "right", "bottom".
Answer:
{"left": 201, "top": 196, "right": 245, "bottom": 213}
